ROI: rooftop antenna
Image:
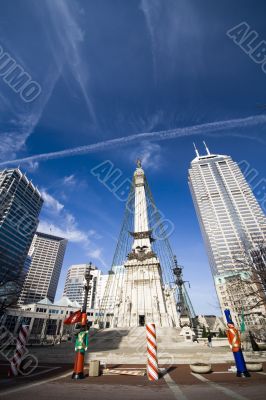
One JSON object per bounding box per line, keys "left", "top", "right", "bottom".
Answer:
{"left": 193, "top": 143, "right": 200, "bottom": 158}
{"left": 203, "top": 141, "right": 210, "bottom": 155}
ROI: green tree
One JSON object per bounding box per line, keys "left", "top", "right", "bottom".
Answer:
{"left": 202, "top": 325, "right": 208, "bottom": 338}
{"left": 218, "top": 328, "right": 227, "bottom": 338}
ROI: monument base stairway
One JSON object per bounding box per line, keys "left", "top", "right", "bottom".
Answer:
{"left": 15, "top": 327, "right": 237, "bottom": 364}
{"left": 84, "top": 327, "right": 230, "bottom": 364}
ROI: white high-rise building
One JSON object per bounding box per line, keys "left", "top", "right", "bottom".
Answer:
{"left": 18, "top": 232, "right": 67, "bottom": 305}
{"left": 63, "top": 264, "right": 100, "bottom": 309}
{"left": 188, "top": 143, "right": 266, "bottom": 325}
{"left": 95, "top": 273, "right": 109, "bottom": 309}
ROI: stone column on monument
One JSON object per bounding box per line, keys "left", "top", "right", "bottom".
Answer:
{"left": 126, "top": 296, "right": 131, "bottom": 325}
{"left": 113, "top": 295, "right": 122, "bottom": 327}
{"left": 152, "top": 295, "right": 160, "bottom": 325}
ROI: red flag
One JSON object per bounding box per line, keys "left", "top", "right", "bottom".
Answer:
{"left": 64, "top": 310, "right": 82, "bottom": 325}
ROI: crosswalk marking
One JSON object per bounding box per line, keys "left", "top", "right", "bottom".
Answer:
{"left": 191, "top": 372, "right": 249, "bottom": 400}
{"left": 163, "top": 372, "right": 188, "bottom": 400}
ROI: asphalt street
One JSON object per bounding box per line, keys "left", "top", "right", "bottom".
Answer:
{"left": 0, "top": 362, "right": 265, "bottom": 400}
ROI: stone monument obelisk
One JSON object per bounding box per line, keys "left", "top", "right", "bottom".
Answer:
{"left": 114, "top": 161, "right": 179, "bottom": 328}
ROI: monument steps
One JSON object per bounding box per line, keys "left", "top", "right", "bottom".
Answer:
{"left": 88, "top": 326, "right": 185, "bottom": 354}
{"left": 19, "top": 334, "right": 254, "bottom": 365}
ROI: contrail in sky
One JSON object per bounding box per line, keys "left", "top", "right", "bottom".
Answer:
{"left": 1, "top": 114, "right": 265, "bottom": 167}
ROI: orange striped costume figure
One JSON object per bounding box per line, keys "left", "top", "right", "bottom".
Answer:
{"left": 224, "top": 309, "right": 250, "bottom": 378}
{"left": 226, "top": 323, "right": 241, "bottom": 352}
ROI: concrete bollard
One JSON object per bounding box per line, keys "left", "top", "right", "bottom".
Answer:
{"left": 89, "top": 360, "right": 100, "bottom": 377}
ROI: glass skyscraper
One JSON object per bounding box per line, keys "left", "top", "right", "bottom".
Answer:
{"left": 188, "top": 144, "right": 266, "bottom": 325}
{"left": 0, "top": 168, "right": 43, "bottom": 284}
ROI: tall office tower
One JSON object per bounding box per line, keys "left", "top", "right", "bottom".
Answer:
{"left": 0, "top": 168, "right": 43, "bottom": 283}
{"left": 63, "top": 264, "right": 100, "bottom": 309}
{"left": 188, "top": 143, "right": 266, "bottom": 325}
{"left": 18, "top": 232, "right": 67, "bottom": 305}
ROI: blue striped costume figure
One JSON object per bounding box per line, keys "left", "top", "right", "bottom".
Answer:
{"left": 224, "top": 309, "right": 250, "bottom": 378}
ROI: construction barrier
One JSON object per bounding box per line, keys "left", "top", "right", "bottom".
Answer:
{"left": 9, "top": 324, "right": 30, "bottom": 377}
{"left": 102, "top": 368, "right": 146, "bottom": 376}
{"left": 146, "top": 323, "right": 159, "bottom": 381}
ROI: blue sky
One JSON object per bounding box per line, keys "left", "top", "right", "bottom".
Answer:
{"left": 0, "top": 0, "right": 265, "bottom": 315}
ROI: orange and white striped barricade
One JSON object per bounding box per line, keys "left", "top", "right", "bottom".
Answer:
{"left": 146, "top": 323, "right": 159, "bottom": 381}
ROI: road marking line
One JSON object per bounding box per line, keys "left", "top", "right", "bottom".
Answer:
{"left": 256, "top": 371, "right": 266, "bottom": 375}
{"left": 106, "top": 367, "right": 146, "bottom": 370}
{"left": 0, "top": 370, "right": 72, "bottom": 396}
{"left": 191, "top": 372, "right": 249, "bottom": 400}
{"left": 0, "top": 363, "right": 58, "bottom": 369}
{"left": 163, "top": 372, "right": 188, "bottom": 400}
{"left": 0, "top": 363, "right": 60, "bottom": 380}
{"left": 212, "top": 371, "right": 233, "bottom": 374}
{"left": 25, "top": 366, "right": 60, "bottom": 378}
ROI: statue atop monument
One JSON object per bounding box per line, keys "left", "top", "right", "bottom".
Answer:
{"left": 136, "top": 158, "right": 142, "bottom": 168}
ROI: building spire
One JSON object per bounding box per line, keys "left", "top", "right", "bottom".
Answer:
{"left": 203, "top": 141, "right": 210, "bottom": 155}
{"left": 193, "top": 143, "right": 200, "bottom": 158}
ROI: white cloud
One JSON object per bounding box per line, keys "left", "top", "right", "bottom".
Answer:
{"left": 40, "top": 189, "right": 64, "bottom": 213}
{"left": 63, "top": 174, "right": 76, "bottom": 186}
{"left": 0, "top": 58, "right": 62, "bottom": 163}
{"left": 2, "top": 114, "right": 265, "bottom": 167}
{"left": 130, "top": 141, "right": 162, "bottom": 170}
{"left": 45, "top": 0, "right": 96, "bottom": 122}
{"left": 39, "top": 218, "right": 106, "bottom": 267}
{"left": 38, "top": 219, "right": 88, "bottom": 243}
{"left": 0, "top": 0, "right": 97, "bottom": 165}
{"left": 38, "top": 189, "right": 106, "bottom": 267}
{"left": 140, "top": 0, "right": 159, "bottom": 82}
{"left": 88, "top": 248, "right": 101, "bottom": 258}
{"left": 0, "top": 131, "right": 27, "bottom": 162}
{"left": 25, "top": 161, "right": 39, "bottom": 172}
{"left": 140, "top": 0, "right": 203, "bottom": 83}
{"left": 86, "top": 248, "right": 106, "bottom": 268}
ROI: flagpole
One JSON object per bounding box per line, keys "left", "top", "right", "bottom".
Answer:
{"left": 72, "top": 263, "right": 93, "bottom": 379}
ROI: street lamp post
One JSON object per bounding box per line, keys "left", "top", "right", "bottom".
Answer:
{"left": 44, "top": 312, "right": 51, "bottom": 343}
{"left": 72, "top": 262, "right": 93, "bottom": 379}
